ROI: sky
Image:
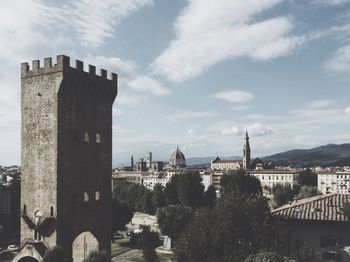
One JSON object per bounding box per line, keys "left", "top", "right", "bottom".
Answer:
{"left": 1, "top": 0, "right": 350, "bottom": 167}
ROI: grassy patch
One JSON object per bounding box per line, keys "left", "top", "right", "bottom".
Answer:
{"left": 158, "top": 252, "right": 174, "bottom": 262}
{"left": 111, "top": 238, "right": 133, "bottom": 256}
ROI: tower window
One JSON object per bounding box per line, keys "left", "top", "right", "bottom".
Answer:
{"left": 84, "top": 192, "right": 89, "bottom": 202}
{"left": 95, "top": 191, "right": 100, "bottom": 201}
{"left": 23, "top": 205, "right": 27, "bottom": 215}
{"left": 84, "top": 132, "right": 90, "bottom": 143}
{"left": 96, "top": 133, "right": 101, "bottom": 143}
{"left": 34, "top": 210, "right": 43, "bottom": 225}
{"left": 50, "top": 206, "right": 54, "bottom": 217}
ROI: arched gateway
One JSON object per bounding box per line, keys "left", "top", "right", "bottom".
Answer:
{"left": 72, "top": 231, "right": 99, "bottom": 262}
{"left": 18, "top": 257, "right": 39, "bottom": 262}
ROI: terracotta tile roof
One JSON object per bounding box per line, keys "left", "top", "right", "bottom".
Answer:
{"left": 272, "top": 194, "right": 350, "bottom": 222}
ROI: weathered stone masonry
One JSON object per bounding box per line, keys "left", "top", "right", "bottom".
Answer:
{"left": 15, "top": 55, "right": 117, "bottom": 262}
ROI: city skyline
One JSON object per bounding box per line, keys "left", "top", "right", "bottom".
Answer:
{"left": 1, "top": 0, "right": 350, "bottom": 166}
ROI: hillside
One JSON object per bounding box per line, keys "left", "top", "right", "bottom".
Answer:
{"left": 262, "top": 143, "right": 350, "bottom": 167}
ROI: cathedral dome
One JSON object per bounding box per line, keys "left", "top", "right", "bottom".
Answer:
{"left": 169, "top": 146, "right": 186, "bottom": 168}
{"left": 170, "top": 146, "right": 186, "bottom": 162}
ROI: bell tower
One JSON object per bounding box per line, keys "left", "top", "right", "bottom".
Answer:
{"left": 243, "top": 130, "right": 251, "bottom": 170}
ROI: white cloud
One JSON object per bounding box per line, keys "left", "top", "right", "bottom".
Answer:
{"left": 246, "top": 123, "right": 274, "bottom": 136}
{"left": 116, "top": 94, "right": 146, "bottom": 105}
{"left": 84, "top": 55, "right": 137, "bottom": 78}
{"left": 113, "top": 108, "right": 123, "bottom": 116}
{"left": 152, "top": 0, "right": 303, "bottom": 82}
{"left": 212, "top": 90, "right": 254, "bottom": 103}
{"left": 231, "top": 105, "right": 249, "bottom": 111}
{"left": 314, "top": 0, "right": 350, "bottom": 5}
{"left": 167, "top": 110, "right": 217, "bottom": 123}
{"left": 345, "top": 106, "right": 350, "bottom": 115}
{"left": 63, "top": 0, "right": 154, "bottom": 48}
{"left": 85, "top": 55, "right": 170, "bottom": 96}
{"left": 306, "top": 99, "right": 336, "bottom": 109}
{"left": 128, "top": 75, "right": 171, "bottom": 96}
{"left": 222, "top": 123, "right": 273, "bottom": 136}
{"left": 222, "top": 126, "right": 241, "bottom": 135}
{"left": 188, "top": 128, "right": 195, "bottom": 135}
{"left": 326, "top": 45, "right": 350, "bottom": 72}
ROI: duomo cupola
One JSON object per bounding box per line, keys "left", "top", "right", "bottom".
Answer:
{"left": 169, "top": 146, "right": 187, "bottom": 168}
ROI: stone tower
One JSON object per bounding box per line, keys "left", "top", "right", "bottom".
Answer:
{"left": 131, "top": 155, "right": 134, "bottom": 169}
{"left": 243, "top": 130, "right": 251, "bottom": 170}
{"left": 14, "top": 55, "right": 117, "bottom": 262}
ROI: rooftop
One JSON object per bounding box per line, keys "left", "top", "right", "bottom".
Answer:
{"left": 272, "top": 193, "right": 350, "bottom": 222}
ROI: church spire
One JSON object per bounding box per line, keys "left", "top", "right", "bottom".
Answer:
{"left": 243, "top": 130, "right": 251, "bottom": 170}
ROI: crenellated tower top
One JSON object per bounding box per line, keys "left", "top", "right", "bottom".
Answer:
{"left": 21, "top": 55, "right": 118, "bottom": 84}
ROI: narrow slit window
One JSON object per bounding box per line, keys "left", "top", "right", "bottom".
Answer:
{"left": 84, "top": 192, "right": 89, "bottom": 202}
{"left": 95, "top": 191, "right": 100, "bottom": 201}
{"left": 50, "top": 206, "right": 54, "bottom": 217}
{"left": 96, "top": 133, "right": 101, "bottom": 143}
{"left": 84, "top": 132, "right": 90, "bottom": 143}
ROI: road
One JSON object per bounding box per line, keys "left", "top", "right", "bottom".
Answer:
{"left": 111, "top": 249, "right": 143, "bottom": 261}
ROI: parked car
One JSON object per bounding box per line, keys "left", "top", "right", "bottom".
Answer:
{"left": 7, "top": 245, "right": 18, "bottom": 251}
{"left": 113, "top": 233, "right": 123, "bottom": 240}
{"left": 133, "top": 228, "right": 143, "bottom": 234}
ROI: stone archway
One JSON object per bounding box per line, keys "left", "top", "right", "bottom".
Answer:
{"left": 18, "top": 257, "right": 39, "bottom": 262}
{"left": 72, "top": 231, "right": 99, "bottom": 262}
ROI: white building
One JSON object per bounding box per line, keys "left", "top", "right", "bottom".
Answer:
{"left": 317, "top": 172, "right": 350, "bottom": 194}
{"left": 142, "top": 173, "right": 168, "bottom": 190}
{"left": 250, "top": 170, "right": 299, "bottom": 196}
{"left": 200, "top": 171, "right": 212, "bottom": 191}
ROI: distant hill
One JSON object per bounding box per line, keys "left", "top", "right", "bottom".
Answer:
{"left": 262, "top": 143, "right": 350, "bottom": 167}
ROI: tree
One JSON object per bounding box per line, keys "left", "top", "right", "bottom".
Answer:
{"left": 112, "top": 199, "right": 133, "bottom": 236}
{"left": 272, "top": 184, "right": 295, "bottom": 207}
{"left": 297, "top": 185, "right": 319, "bottom": 199}
{"left": 164, "top": 176, "right": 179, "bottom": 205}
{"left": 43, "top": 246, "right": 65, "bottom": 262}
{"left": 244, "top": 252, "right": 295, "bottom": 262}
{"left": 152, "top": 184, "right": 167, "bottom": 209}
{"left": 141, "top": 191, "right": 156, "bottom": 214}
{"left": 343, "top": 202, "right": 350, "bottom": 219}
{"left": 175, "top": 193, "right": 288, "bottom": 262}
{"left": 164, "top": 172, "right": 205, "bottom": 208}
{"left": 203, "top": 185, "right": 216, "bottom": 207}
{"left": 113, "top": 181, "right": 150, "bottom": 212}
{"left": 140, "top": 226, "right": 161, "bottom": 262}
{"left": 220, "top": 170, "right": 262, "bottom": 196}
{"left": 294, "top": 241, "right": 314, "bottom": 262}
{"left": 83, "top": 251, "right": 109, "bottom": 262}
{"left": 157, "top": 205, "right": 194, "bottom": 242}
{"left": 298, "top": 168, "right": 317, "bottom": 186}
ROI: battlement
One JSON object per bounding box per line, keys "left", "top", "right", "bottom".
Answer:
{"left": 21, "top": 55, "right": 118, "bottom": 83}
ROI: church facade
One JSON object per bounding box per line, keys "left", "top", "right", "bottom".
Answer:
{"left": 211, "top": 131, "right": 251, "bottom": 171}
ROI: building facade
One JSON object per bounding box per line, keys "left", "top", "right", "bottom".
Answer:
{"left": 250, "top": 170, "right": 299, "bottom": 194}
{"left": 211, "top": 157, "right": 241, "bottom": 171}
{"left": 318, "top": 172, "right": 350, "bottom": 194}
{"left": 14, "top": 55, "right": 117, "bottom": 262}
